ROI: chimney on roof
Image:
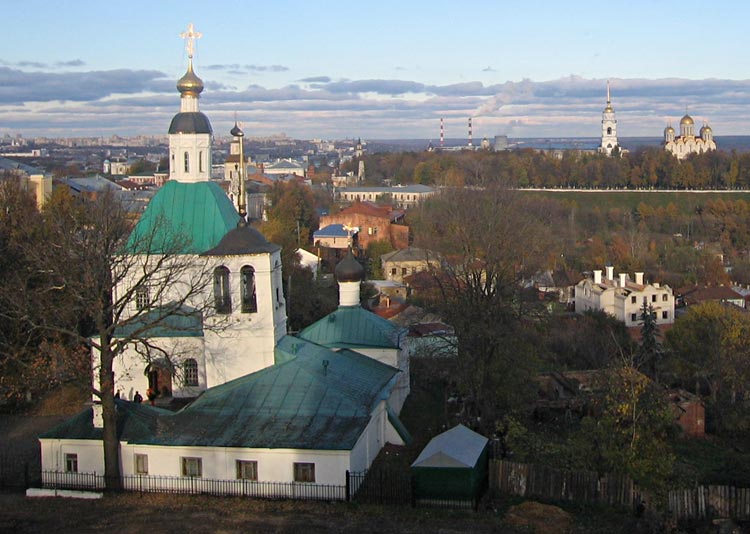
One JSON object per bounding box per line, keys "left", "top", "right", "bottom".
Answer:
{"left": 606, "top": 265, "right": 614, "bottom": 280}
{"left": 594, "top": 270, "right": 602, "bottom": 284}
{"left": 619, "top": 273, "right": 627, "bottom": 287}
{"left": 635, "top": 272, "right": 644, "bottom": 285}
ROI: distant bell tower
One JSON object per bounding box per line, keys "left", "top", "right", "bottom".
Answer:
{"left": 599, "top": 81, "right": 619, "bottom": 156}
{"left": 168, "top": 23, "right": 213, "bottom": 183}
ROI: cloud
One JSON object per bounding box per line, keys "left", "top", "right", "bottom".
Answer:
{"left": 55, "top": 59, "right": 85, "bottom": 68}
{"left": 16, "top": 61, "right": 48, "bottom": 69}
{"left": 5, "top": 74, "right": 750, "bottom": 138}
{"left": 298, "top": 76, "right": 332, "bottom": 83}
{"left": 205, "top": 64, "right": 289, "bottom": 73}
{"left": 0, "top": 67, "right": 168, "bottom": 104}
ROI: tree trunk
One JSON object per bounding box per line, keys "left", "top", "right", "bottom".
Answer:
{"left": 99, "top": 345, "right": 121, "bottom": 489}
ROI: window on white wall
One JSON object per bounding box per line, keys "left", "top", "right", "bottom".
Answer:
{"left": 293, "top": 462, "right": 315, "bottom": 483}
{"left": 181, "top": 457, "right": 202, "bottom": 478}
{"left": 184, "top": 152, "right": 190, "bottom": 173}
{"left": 213, "top": 266, "right": 232, "bottom": 314}
{"left": 135, "top": 287, "right": 150, "bottom": 311}
{"left": 236, "top": 460, "right": 258, "bottom": 481}
{"left": 134, "top": 453, "right": 149, "bottom": 475}
{"left": 184, "top": 359, "right": 199, "bottom": 387}
{"left": 65, "top": 453, "right": 78, "bottom": 473}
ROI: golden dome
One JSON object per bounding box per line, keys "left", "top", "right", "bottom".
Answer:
{"left": 664, "top": 125, "right": 675, "bottom": 133}
{"left": 177, "top": 59, "right": 204, "bottom": 97}
{"left": 700, "top": 124, "right": 712, "bottom": 133}
{"left": 604, "top": 104, "right": 614, "bottom": 113}
{"left": 680, "top": 114, "right": 694, "bottom": 126}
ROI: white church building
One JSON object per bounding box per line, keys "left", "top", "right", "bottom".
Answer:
{"left": 664, "top": 114, "right": 716, "bottom": 160}
{"left": 39, "top": 25, "right": 410, "bottom": 492}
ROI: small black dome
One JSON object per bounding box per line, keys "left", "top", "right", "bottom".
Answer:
{"left": 335, "top": 250, "right": 364, "bottom": 283}
{"left": 168, "top": 112, "right": 213, "bottom": 135}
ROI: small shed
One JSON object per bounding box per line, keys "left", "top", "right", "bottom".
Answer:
{"left": 410, "top": 424, "right": 489, "bottom": 501}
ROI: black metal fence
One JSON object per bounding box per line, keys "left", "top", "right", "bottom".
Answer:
{"left": 35, "top": 469, "right": 478, "bottom": 510}
{"left": 40, "top": 471, "right": 346, "bottom": 501}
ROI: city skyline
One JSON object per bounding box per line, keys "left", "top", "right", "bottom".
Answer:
{"left": 3, "top": 1, "right": 750, "bottom": 139}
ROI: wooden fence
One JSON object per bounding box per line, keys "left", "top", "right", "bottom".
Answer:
{"left": 489, "top": 460, "right": 638, "bottom": 510}
{"left": 669, "top": 486, "right": 750, "bottom": 521}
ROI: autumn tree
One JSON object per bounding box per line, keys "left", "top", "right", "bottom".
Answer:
{"left": 0, "top": 183, "right": 88, "bottom": 405}
{"left": 577, "top": 362, "right": 675, "bottom": 496}
{"left": 666, "top": 301, "right": 750, "bottom": 432}
{"left": 259, "top": 181, "right": 319, "bottom": 274}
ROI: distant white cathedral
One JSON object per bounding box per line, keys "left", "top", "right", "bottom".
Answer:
{"left": 598, "top": 81, "right": 619, "bottom": 156}
{"left": 664, "top": 113, "right": 716, "bottom": 160}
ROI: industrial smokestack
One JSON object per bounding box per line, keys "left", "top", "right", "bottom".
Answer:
{"left": 440, "top": 117, "right": 444, "bottom": 148}
{"left": 468, "top": 117, "right": 473, "bottom": 147}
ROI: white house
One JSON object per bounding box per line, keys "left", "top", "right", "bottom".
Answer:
{"left": 574, "top": 266, "right": 675, "bottom": 327}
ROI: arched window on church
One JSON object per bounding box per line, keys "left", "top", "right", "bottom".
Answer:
{"left": 171, "top": 152, "right": 175, "bottom": 174}
{"left": 213, "top": 266, "right": 231, "bottom": 314}
{"left": 184, "top": 152, "right": 190, "bottom": 173}
{"left": 199, "top": 151, "right": 204, "bottom": 173}
{"left": 184, "top": 358, "right": 199, "bottom": 387}
{"left": 241, "top": 265, "right": 257, "bottom": 313}
{"left": 607, "top": 127, "right": 612, "bottom": 135}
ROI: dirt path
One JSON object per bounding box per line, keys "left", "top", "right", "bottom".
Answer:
{"left": 0, "top": 492, "right": 511, "bottom": 534}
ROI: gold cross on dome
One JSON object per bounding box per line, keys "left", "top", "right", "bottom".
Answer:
{"left": 180, "top": 23, "right": 202, "bottom": 58}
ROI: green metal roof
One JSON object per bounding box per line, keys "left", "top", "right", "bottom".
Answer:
{"left": 126, "top": 180, "right": 240, "bottom": 254}
{"left": 42, "top": 336, "right": 405, "bottom": 451}
{"left": 298, "top": 305, "right": 403, "bottom": 349}
{"left": 40, "top": 401, "right": 173, "bottom": 441}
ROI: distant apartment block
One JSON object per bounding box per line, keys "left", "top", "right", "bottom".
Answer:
{"left": 0, "top": 156, "right": 52, "bottom": 209}
{"left": 574, "top": 266, "right": 675, "bottom": 327}
{"left": 336, "top": 185, "right": 435, "bottom": 209}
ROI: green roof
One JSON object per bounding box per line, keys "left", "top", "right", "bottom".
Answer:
{"left": 298, "top": 305, "right": 402, "bottom": 349}
{"left": 42, "top": 336, "right": 404, "bottom": 451}
{"left": 126, "top": 181, "right": 240, "bottom": 254}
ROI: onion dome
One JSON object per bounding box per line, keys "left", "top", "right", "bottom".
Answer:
{"left": 604, "top": 103, "right": 614, "bottom": 113}
{"left": 700, "top": 124, "right": 712, "bottom": 134}
{"left": 664, "top": 125, "right": 675, "bottom": 134}
{"left": 335, "top": 249, "right": 364, "bottom": 283}
{"left": 680, "top": 114, "right": 694, "bottom": 126}
{"left": 168, "top": 112, "right": 212, "bottom": 134}
{"left": 230, "top": 122, "right": 244, "bottom": 137}
{"left": 177, "top": 59, "right": 204, "bottom": 97}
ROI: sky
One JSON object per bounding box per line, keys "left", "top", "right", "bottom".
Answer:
{"left": 3, "top": 0, "right": 750, "bottom": 140}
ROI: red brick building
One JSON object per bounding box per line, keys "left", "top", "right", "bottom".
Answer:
{"left": 320, "top": 201, "right": 409, "bottom": 250}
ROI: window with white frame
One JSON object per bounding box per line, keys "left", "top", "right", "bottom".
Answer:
{"left": 181, "top": 457, "right": 202, "bottom": 478}
{"left": 293, "top": 462, "right": 315, "bottom": 483}
{"left": 213, "top": 266, "right": 232, "bottom": 313}
{"left": 65, "top": 453, "right": 78, "bottom": 473}
{"left": 135, "top": 286, "right": 150, "bottom": 311}
{"left": 236, "top": 460, "right": 258, "bottom": 481}
{"left": 184, "top": 358, "right": 199, "bottom": 387}
{"left": 134, "top": 453, "right": 149, "bottom": 475}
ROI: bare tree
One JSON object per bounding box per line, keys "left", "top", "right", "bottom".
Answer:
{"left": 14, "top": 189, "right": 223, "bottom": 486}
{"left": 411, "top": 186, "right": 553, "bottom": 433}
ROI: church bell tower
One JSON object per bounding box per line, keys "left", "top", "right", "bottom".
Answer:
{"left": 599, "top": 81, "right": 619, "bottom": 156}
{"left": 168, "top": 23, "right": 213, "bottom": 183}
